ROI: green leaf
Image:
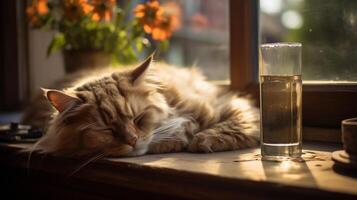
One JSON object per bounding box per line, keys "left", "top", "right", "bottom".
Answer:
{"left": 136, "top": 38, "right": 143, "bottom": 52}
{"left": 47, "top": 33, "right": 66, "bottom": 57}
{"left": 114, "top": 8, "right": 124, "bottom": 28}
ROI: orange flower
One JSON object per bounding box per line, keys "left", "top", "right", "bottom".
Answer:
{"left": 26, "top": 0, "right": 49, "bottom": 27}
{"left": 151, "top": 14, "right": 177, "bottom": 41}
{"left": 134, "top": 0, "right": 164, "bottom": 34}
{"left": 91, "top": 0, "right": 116, "bottom": 22}
{"left": 63, "top": 0, "right": 93, "bottom": 21}
{"left": 37, "top": 0, "right": 49, "bottom": 15}
{"left": 151, "top": 2, "right": 181, "bottom": 41}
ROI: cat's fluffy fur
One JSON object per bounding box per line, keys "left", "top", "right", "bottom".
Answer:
{"left": 23, "top": 56, "right": 260, "bottom": 157}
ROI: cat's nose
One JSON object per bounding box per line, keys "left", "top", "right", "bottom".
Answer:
{"left": 125, "top": 133, "right": 138, "bottom": 147}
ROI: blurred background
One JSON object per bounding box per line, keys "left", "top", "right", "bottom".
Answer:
{"left": 160, "top": 0, "right": 229, "bottom": 81}
{"left": 27, "top": 0, "right": 230, "bottom": 98}
{"left": 1, "top": 0, "right": 356, "bottom": 116}
{"left": 260, "top": 0, "right": 357, "bottom": 81}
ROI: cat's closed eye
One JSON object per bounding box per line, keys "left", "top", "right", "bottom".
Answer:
{"left": 92, "top": 127, "right": 114, "bottom": 133}
{"left": 133, "top": 108, "right": 158, "bottom": 132}
{"left": 134, "top": 112, "right": 146, "bottom": 129}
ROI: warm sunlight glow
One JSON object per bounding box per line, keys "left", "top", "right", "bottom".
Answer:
{"left": 280, "top": 161, "right": 294, "bottom": 171}
{"left": 281, "top": 10, "right": 303, "bottom": 29}
{"left": 260, "top": 0, "right": 283, "bottom": 15}
{"left": 231, "top": 98, "right": 251, "bottom": 111}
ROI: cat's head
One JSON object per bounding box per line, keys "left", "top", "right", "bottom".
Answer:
{"left": 34, "top": 55, "right": 170, "bottom": 157}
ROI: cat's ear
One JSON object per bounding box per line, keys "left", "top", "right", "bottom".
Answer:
{"left": 42, "top": 88, "right": 80, "bottom": 113}
{"left": 131, "top": 53, "right": 154, "bottom": 84}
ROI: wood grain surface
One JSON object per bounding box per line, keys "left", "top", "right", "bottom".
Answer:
{"left": 0, "top": 143, "right": 356, "bottom": 199}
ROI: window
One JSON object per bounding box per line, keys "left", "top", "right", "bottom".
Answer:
{"left": 230, "top": 0, "right": 357, "bottom": 136}
{"left": 257, "top": 0, "right": 357, "bottom": 129}
{"left": 159, "top": 0, "right": 230, "bottom": 81}
{"left": 2, "top": 0, "right": 356, "bottom": 139}
{"left": 260, "top": 0, "right": 357, "bottom": 82}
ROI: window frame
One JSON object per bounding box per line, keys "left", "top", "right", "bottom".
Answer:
{"left": 0, "top": 0, "right": 29, "bottom": 110}
{"left": 230, "top": 0, "right": 357, "bottom": 142}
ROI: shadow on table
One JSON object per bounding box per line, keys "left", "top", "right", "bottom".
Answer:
{"left": 332, "top": 164, "right": 357, "bottom": 179}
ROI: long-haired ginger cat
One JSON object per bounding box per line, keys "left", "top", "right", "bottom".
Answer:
{"left": 23, "top": 55, "right": 259, "bottom": 157}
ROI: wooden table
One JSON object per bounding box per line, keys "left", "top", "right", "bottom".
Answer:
{"left": 0, "top": 143, "right": 356, "bottom": 199}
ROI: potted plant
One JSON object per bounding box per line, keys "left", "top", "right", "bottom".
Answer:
{"left": 26, "top": 0, "right": 181, "bottom": 73}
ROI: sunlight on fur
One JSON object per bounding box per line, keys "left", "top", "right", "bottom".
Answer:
{"left": 22, "top": 55, "right": 260, "bottom": 160}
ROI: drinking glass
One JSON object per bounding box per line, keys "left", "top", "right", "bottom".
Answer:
{"left": 259, "top": 43, "right": 302, "bottom": 160}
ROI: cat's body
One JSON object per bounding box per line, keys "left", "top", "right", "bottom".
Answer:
{"left": 23, "top": 56, "right": 259, "bottom": 157}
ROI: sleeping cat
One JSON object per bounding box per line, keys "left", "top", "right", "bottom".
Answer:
{"left": 23, "top": 55, "right": 260, "bottom": 157}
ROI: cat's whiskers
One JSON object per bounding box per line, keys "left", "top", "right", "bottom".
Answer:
{"left": 78, "top": 121, "right": 98, "bottom": 131}
{"left": 69, "top": 152, "right": 106, "bottom": 177}
{"left": 25, "top": 140, "right": 43, "bottom": 175}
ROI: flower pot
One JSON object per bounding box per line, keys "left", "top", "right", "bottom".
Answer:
{"left": 63, "top": 50, "right": 111, "bottom": 73}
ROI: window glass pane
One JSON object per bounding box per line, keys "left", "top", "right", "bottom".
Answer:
{"left": 259, "top": 0, "right": 357, "bottom": 81}
{"left": 160, "top": 0, "right": 230, "bottom": 81}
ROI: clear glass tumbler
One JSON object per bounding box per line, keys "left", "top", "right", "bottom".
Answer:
{"left": 259, "top": 43, "right": 302, "bottom": 160}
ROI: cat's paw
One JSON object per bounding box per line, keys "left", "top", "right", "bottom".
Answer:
{"left": 148, "top": 140, "right": 186, "bottom": 154}
{"left": 187, "top": 131, "right": 259, "bottom": 153}
{"left": 187, "top": 132, "right": 227, "bottom": 153}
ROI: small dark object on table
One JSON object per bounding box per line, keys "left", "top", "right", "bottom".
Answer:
{"left": 0, "top": 123, "right": 42, "bottom": 143}
{"left": 332, "top": 117, "right": 357, "bottom": 172}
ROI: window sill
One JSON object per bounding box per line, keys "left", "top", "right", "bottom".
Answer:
{"left": 303, "top": 127, "right": 341, "bottom": 143}
{"left": 0, "top": 142, "right": 356, "bottom": 199}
